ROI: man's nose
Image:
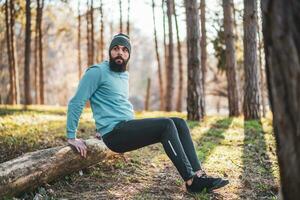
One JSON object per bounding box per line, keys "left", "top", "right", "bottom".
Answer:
{"left": 117, "top": 50, "right": 123, "bottom": 56}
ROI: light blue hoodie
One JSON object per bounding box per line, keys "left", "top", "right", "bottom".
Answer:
{"left": 66, "top": 61, "right": 134, "bottom": 139}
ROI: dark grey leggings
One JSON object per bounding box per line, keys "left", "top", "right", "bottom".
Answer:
{"left": 102, "top": 117, "right": 201, "bottom": 181}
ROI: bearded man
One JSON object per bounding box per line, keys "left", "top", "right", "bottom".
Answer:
{"left": 66, "top": 33, "right": 229, "bottom": 193}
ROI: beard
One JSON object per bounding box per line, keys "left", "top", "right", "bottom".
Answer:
{"left": 109, "top": 55, "right": 129, "bottom": 72}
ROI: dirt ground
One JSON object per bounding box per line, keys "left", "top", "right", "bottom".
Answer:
{"left": 0, "top": 107, "right": 279, "bottom": 200}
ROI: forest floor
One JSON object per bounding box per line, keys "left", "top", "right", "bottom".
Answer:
{"left": 0, "top": 105, "right": 279, "bottom": 200}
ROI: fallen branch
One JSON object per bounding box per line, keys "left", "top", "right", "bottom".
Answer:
{"left": 0, "top": 139, "right": 108, "bottom": 198}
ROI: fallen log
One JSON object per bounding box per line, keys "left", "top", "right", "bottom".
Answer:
{"left": 0, "top": 139, "right": 108, "bottom": 198}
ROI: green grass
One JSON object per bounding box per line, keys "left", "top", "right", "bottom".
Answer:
{"left": 0, "top": 106, "right": 279, "bottom": 200}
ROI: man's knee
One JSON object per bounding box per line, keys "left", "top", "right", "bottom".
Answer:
{"left": 170, "top": 117, "right": 186, "bottom": 126}
{"left": 159, "top": 117, "right": 176, "bottom": 131}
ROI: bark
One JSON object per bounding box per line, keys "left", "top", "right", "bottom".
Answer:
{"left": 257, "top": 13, "right": 266, "bottom": 117}
{"left": 185, "top": 0, "right": 204, "bottom": 120}
{"left": 77, "top": 0, "right": 82, "bottom": 80}
{"left": 162, "top": 0, "right": 168, "bottom": 88}
{"left": 173, "top": 0, "right": 184, "bottom": 112}
{"left": 5, "top": 0, "right": 14, "bottom": 104}
{"left": 152, "top": 0, "right": 164, "bottom": 110}
{"left": 119, "top": 0, "right": 123, "bottom": 33}
{"left": 243, "top": 0, "right": 260, "bottom": 120}
{"left": 261, "top": 1, "right": 300, "bottom": 199}
{"left": 100, "top": 0, "right": 104, "bottom": 61}
{"left": 9, "top": 0, "right": 20, "bottom": 104}
{"left": 34, "top": 0, "right": 40, "bottom": 104}
{"left": 38, "top": 0, "right": 45, "bottom": 104}
{"left": 127, "top": 0, "right": 130, "bottom": 35}
{"left": 200, "top": 0, "right": 207, "bottom": 99}
{"left": 90, "top": 0, "right": 94, "bottom": 63}
{"left": 109, "top": 21, "right": 114, "bottom": 39}
{"left": 0, "top": 139, "right": 108, "bottom": 198}
{"left": 5, "top": 0, "right": 19, "bottom": 105}
{"left": 86, "top": 0, "right": 92, "bottom": 66}
{"left": 165, "top": 0, "right": 174, "bottom": 111}
{"left": 144, "top": 78, "right": 151, "bottom": 111}
{"left": 24, "top": 0, "right": 32, "bottom": 105}
{"left": 222, "top": 0, "right": 240, "bottom": 116}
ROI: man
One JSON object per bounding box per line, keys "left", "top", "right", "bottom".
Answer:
{"left": 66, "top": 33, "right": 229, "bottom": 193}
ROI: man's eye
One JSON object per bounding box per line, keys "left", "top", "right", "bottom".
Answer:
{"left": 123, "top": 48, "right": 128, "bottom": 52}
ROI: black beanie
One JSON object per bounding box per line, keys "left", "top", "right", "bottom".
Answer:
{"left": 109, "top": 33, "right": 131, "bottom": 55}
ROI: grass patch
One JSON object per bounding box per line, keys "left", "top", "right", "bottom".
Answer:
{"left": 0, "top": 106, "right": 279, "bottom": 200}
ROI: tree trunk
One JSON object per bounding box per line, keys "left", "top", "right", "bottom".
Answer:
{"left": 222, "top": 0, "right": 240, "bottom": 116}
{"left": 90, "top": 0, "right": 94, "bottom": 63}
{"left": 127, "top": 0, "right": 130, "bottom": 35}
{"left": 152, "top": 0, "right": 164, "bottom": 111}
{"left": 86, "top": 0, "right": 92, "bottom": 66}
{"left": 144, "top": 78, "right": 151, "bottom": 111}
{"left": 173, "top": 0, "right": 184, "bottom": 112}
{"left": 34, "top": 0, "right": 40, "bottom": 104}
{"left": 5, "top": 0, "right": 19, "bottom": 105}
{"left": 109, "top": 21, "right": 114, "bottom": 40}
{"left": 119, "top": 0, "right": 123, "bottom": 33}
{"left": 261, "top": 1, "right": 300, "bottom": 199}
{"left": 165, "top": 0, "right": 174, "bottom": 111}
{"left": 5, "top": 0, "right": 14, "bottom": 105}
{"left": 0, "top": 139, "right": 108, "bottom": 198}
{"left": 9, "top": 0, "right": 20, "bottom": 105}
{"left": 38, "top": 0, "right": 45, "bottom": 104}
{"left": 243, "top": 0, "right": 260, "bottom": 120}
{"left": 24, "top": 0, "right": 32, "bottom": 105}
{"left": 185, "top": 0, "right": 204, "bottom": 120}
{"left": 200, "top": 0, "right": 207, "bottom": 113}
{"left": 162, "top": 0, "right": 168, "bottom": 94}
{"left": 257, "top": 12, "right": 266, "bottom": 117}
{"left": 77, "top": 0, "right": 82, "bottom": 80}
{"left": 100, "top": 0, "right": 104, "bottom": 61}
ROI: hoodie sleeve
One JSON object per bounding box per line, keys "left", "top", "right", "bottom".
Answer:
{"left": 66, "top": 66, "right": 102, "bottom": 139}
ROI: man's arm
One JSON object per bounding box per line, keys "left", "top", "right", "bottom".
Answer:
{"left": 66, "top": 66, "right": 102, "bottom": 157}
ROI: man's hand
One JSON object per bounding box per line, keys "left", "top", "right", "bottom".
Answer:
{"left": 67, "top": 138, "right": 87, "bottom": 158}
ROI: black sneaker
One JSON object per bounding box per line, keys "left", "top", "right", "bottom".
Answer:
{"left": 186, "top": 174, "right": 229, "bottom": 193}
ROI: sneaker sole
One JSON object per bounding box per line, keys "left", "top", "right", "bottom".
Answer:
{"left": 209, "top": 179, "right": 229, "bottom": 191}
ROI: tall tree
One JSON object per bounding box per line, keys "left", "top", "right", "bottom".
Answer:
{"left": 34, "top": 0, "right": 40, "bottom": 104}
{"left": 127, "top": 0, "right": 130, "bottom": 35}
{"left": 99, "top": 0, "right": 104, "bottom": 61}
{"left": 86, "top": 0, "right": 94, "bottom": 66}
{"left": 257, "top": 11, "right": 266, "bottom": 117}
{"left": 261, "top": 1, "right": 300, "bottom": 199}
{"left": 77, "top": 0, "right": 82, "bottom": 80}
{"left": 173, "top": 0, "right": 184, "bottom": 112}
{"left": 38, "top": 0, "right": 45, "bottom": 104}
{"left": 200, "top": 0, "right": 207, "bottom": 100}
{"left": 90, "top": 0, "right": 94, "bottom": 63}
{"left": 24, "top": 0, "right": 32, "bottom": 105}
{"left": 152, "top": 0, "right": 164, "bottom": 110}
{"left": 243, "top": 0, "right": 260, "bottom": 119}
{"left": 184, "top": 0, "right": 204, "bottom": 120}
{"left": 86, "top": 0, "right": 91, "bottom": 65}
{"left": 222, "top": 0, "right": 240, "bottom": 116}
{"left": 5, "top": 0, "right": 19, "bottom": 105}
{"left": 165, "top": 0, "right": 174, "bottom": 111}
{"left": 119, "top": 0, "right": 123, "bottom": 32}
{"left": 162, "top": 0, "right": 168, "bottom": 81}
{"left": 5, "top": 0, "right": 14, "bottom": 104}
{"left": 144, "top": 78, "right": 151, "bottom": 111}
{"left": 9, "top": 0, "right": 20, "bottom": 105}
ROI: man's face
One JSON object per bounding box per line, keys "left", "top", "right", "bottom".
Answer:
{"left": 109, "top": 45, "right": 130, "bottom": 72}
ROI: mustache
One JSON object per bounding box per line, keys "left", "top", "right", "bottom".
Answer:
{"left": 113, "top": 56, "right": 125, "bottom": 62}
